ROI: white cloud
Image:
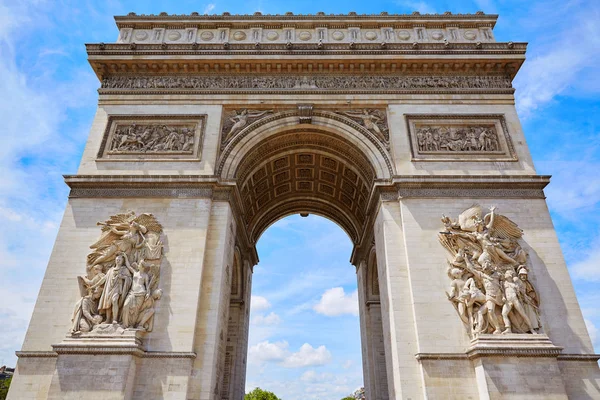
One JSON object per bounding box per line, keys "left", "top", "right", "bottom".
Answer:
{"left": 342, "top": 359, "right": 354, "bottom": 369}
{"left": 248, "top": 340, "right": 289, "bottom": 364}
{"left": 540, "top": 161, "right": 600, "bottom": 219}
{"left": 314, "top": 287, "right": 359, "bottom": 317}
{"left": 248, "top": 341, "right": 332, "bottom": 368}
{"left": 252, "top": 311, "right": 281, "bottom": 326}
{"left": 282, "top": 343, "right": 332, "bottom": 368}
{"left": 395, "top": 0, "right": 436, "bottom": 14}
{"left": 251, "top": 295, "right": 271, "bottom": 312}
{"left": 300, "top": 370, "right": 334, "bottom": 382}
{"left": 203, "top": 3, "right": 216, "bottom": 14}
{"left": 569, "top": 241, "right": 600, "bottom": 282}
{"left": 514, "top": 4, "right": 600, "bottom": 116}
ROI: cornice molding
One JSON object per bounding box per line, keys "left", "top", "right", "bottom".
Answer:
{"left": 87, "top": 41, "right": 524, "bottom": 54}
{"left": 115, "top": 12, "right": 498, "bottom": 26}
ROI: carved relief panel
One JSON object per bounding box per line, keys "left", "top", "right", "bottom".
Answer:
{"left": 97, "top": 115, "right": 206, "bottom": 161}
{"left": 405, "top": 114, "right": 517, "bottom": 161}
{"left": 71, "top": 212, "right": 165, "bottom": 335}
{"left": 439, "top": 205, "right": 541, "bottom": 337}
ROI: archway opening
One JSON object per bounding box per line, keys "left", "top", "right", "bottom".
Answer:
{"left": 219, "top": 116, "right": 391, "bottom": 399}
{"left": 246, "top": 214, "right": 364, "bottom": 399}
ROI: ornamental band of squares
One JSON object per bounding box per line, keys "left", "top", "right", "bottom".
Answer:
{"left": 96, "top": 114, "right": 206, "bottom": 161}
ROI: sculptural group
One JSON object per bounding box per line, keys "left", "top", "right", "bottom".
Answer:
{"left": 439, "top": 205, "right": 540, "bottom": 336}
{"left": 71, "top": 212, "right": 164, "bottom": 334}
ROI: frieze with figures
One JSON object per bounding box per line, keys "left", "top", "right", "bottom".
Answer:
{"left": 406, "top": 114, "right": 517, "bottom": 161}
{"left": 100, "top": 75, "right": 512, "bottom": 92}
{"left": 97, "top": 115, "right": 206, "bottom": 161}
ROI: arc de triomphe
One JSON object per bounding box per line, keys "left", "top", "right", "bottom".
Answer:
{"left": 8, "top": 11, "right": 600, "bottom": 400}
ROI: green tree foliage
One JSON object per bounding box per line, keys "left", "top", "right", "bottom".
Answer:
{"left": 341, "top": 397, "right": 355, "bottom": 400}
{"left": 0, "top": 377, "right": 12, "bottom": 400}
{"left": 245, "top": 387, "right": 281, "bottom": 400}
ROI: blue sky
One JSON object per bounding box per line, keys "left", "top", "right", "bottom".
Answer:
{"left": 0, "top": 0, "right": 598, "bottom": 398}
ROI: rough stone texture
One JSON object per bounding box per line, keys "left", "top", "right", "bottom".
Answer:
{"left": 48, "top": 354, "right": 138, "bottom": 400}
{"left": 473, "top": 356, "right": 568, "bottom": 399}
{"left": 420, "top": 359, "right": 479, "bottom": 399}
{"left": 133, "top": 358, "right": 192, "bottom": 399}
{"left": 7, "top": 357, "right": 56, "bottom": 400}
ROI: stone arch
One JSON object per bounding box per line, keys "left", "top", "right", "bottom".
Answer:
{"left": 230, "top": 247, "right": 243, "bottom": 301}
{"left": 367, "top": 247, "right": 380, "bottom": 300}
{"left": 218, "top": 110, "right": 393, "bottom": 180}
{"left": 218, "top": 110, "right": 393, "bottom": 246}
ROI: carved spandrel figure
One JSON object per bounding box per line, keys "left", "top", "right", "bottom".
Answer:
{"left": 223, "top": 109, "right": 273, "bottom": 143}
{"left": 340, "top": 109, "right": 388, "bottom": 142}
{"left": 439, "top": 205, "right": 542, "bottom": 336}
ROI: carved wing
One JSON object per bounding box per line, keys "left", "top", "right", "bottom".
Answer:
{"left": 89, "top": 212, "right": 135, "bottom": 250}
{"left": 98, "top": 212, "right": 135, "bottom": 233}
{"left": 485, "top": 213, "right": 523, "bottom": 240}
{"left": 133, "top": 213, "right": 163, "bottom": 234}
{"left": 438, "top": 232, "right": 480, "bottom": 258}
{"left": 88, "top": 230, "right": 120, "bottom": 251}
{"left": 77, "top": 276, "right": 88, "bottom": 297}
{"left": 458, "top": 204, "right": 482, "bottom": 232}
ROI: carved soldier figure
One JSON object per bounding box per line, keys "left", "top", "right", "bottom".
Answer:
{"left": 464, "top": 256, "right": 504, "bottom": 334}
{"left": 70, "top": 285, "right": 103, "bottom": 334}
{"left": 502, "top": 269, "right": 536, "bottom": 334}
{"left": 518, "top": 266, "right": 541, "bottom": 331}
{"left": 97, "top": 253, "right": 133, "bottom": 324}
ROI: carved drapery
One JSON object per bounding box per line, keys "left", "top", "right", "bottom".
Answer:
{"left": 439, "top": 205, "right": 541, "bottom": 337}
{"left": 70, "top": 212, "right": 165, "bottom": 335}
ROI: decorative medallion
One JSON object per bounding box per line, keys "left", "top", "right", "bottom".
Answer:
{"left": 463, "top": 30, "right": 477, "bottom": 40}
{"left": 332, "top": 31, "right": 345, "bottom": 40}
{"left": 298, "top": 31, "right": 312, "bottom": 41}
{"left": 365, "top": 31, "right": 378, "bottom": 40}
{"left": 431, "top": 31, "right": 444, "bottom": 40}
{"left": 200, "top": 31, "right": 214, "bottom": 41}
{"left": 397, "top": 30, "right": 411, "bottom": 40}
{"left": 134, "top": 31, "right": 149, "bottom": 41}
{"left": 266, "top": 31, "right": 279, "bottom": 40}
{"left": 167, "top": 31, "right": 182, "bottom": 41}
{"left": 233, "top": 31, "right": 247, "bottom": 41}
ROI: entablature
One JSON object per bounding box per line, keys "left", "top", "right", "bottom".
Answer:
{"left": 88, "top": 42, "right": 525, "bottom": 82}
